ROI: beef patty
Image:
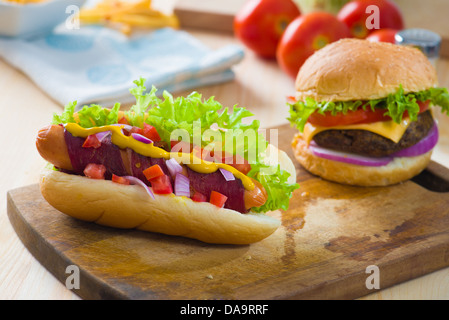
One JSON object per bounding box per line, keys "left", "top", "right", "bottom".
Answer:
{"left": 312, "top": 110, "right": 434, "bottom": 157}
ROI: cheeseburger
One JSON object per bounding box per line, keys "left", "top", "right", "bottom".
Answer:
{"left": 288, "top": 38, "right": 449, "bottom": 186}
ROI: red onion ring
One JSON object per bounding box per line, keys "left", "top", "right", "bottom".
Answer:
{"left": 391, "top": 124, "right": 438, "bottom": 157}
{"left": 308, "top": 124, "right": 439, "bottom": 167}
{"left": 309, "top": 142, "right": 393, "bottom": 167}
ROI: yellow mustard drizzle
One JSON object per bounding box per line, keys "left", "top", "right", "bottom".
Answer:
{"left": 64, "top": 123, "right": 255, "bottom": 190}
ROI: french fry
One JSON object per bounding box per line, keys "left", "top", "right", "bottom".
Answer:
{"left": 110, "top": 14, "right": 179, "bottom": 29}
{"left": 78, "top": 0, "right": 178, "bottom": 34}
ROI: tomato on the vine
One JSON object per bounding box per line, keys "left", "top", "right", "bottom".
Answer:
{"left": 276, "top": 12, "right": 351, "bottom": 78}
{"left": 337, "top": 0, "right": 404, "bottom": 39}
{"left": 234, "top": 0, "right": 301, "bottom": 58}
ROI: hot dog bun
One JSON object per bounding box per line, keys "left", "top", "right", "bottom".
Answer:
{"left": 39, "top": 145, "right": 296, "bottom": 245}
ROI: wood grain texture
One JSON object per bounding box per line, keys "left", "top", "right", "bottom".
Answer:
{"left": 7, "top": 124, "right": 449, "bottom": 300}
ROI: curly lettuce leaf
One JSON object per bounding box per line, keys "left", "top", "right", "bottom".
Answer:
{"left": 288, "top": 86, "right": 449, "bottom": 132}
{"left": 247, "top": 163, "right": 298, "bottom": 213}
{"left": 52, "top": 102, "right": 121, "bottom": 128}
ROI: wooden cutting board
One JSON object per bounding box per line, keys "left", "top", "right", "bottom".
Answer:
{"left": 6, "top": 124, "right": 449, "bottom": 300}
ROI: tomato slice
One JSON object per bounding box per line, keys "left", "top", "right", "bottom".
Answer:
{"left": 307, "top": 100, "right": 430, "bottom": 127}
{"left": 192, "top": 191, "right": 207, "bottom": 202}
{"left": 151, "top": 175, "right": 173, "bottom": 194}
{"left": 143, "top": 164, "right": 164, "bottom": 181}
{"left": 83, "top": 163, "right": 106, "bottom": 179}
{"left": 210, "top": 191, "right": 228, "bottom": 208}
{"left": 112, "top": 174, "right": 130, "bottom": 185}
{"left": 82, "top": 134, "right": 101, "bottom": 148}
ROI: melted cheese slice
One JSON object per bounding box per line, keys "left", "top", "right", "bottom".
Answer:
{"left": 303, "top": 118, "right": 412, "bottom": 145}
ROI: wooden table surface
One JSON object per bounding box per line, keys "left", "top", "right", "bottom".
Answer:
{"left": 1, "top": 4, "right": 449, "bottom": 300}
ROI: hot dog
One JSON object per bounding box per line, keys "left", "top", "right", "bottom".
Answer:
{"left": 36, "top": 78, "right": 299, "bottom": 244}
{"left": 37, "top": 124, "right": 268, "bottom": 211}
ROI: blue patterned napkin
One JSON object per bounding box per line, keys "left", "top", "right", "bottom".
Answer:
{"left": 0, "top": 26, "right": 244, "bottom": 108}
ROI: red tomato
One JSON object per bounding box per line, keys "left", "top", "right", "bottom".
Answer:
{"left": 118, "top": 116, "right": 130, "bottom": 125}
{"left": 366, "top": 28, "right": 398, "bottom": 43}
{"left": 234, "top": 0, "right": 301, "bottom": 58}
{"left": 192, "top": 192, "right": 208, "bottom": 202}
{"left": 143, "top": 164, "right": 165, "bottom": 181}
{"left": 83, "top": 163, "right": 106, "bottom": 179}
{"left": 308, "top": 107, "right": 389, "bottom": 127}
{"left": 209, "top": 191, "right": 228, "bottom": 208}
{"left": 129, "top": 124, "right": 161, "bottom": 142}
{"left": 170, "top": 140, "right": 192, "bottom": 153}
{"left": 112, "top": 174, "right": 130, "bottom": 185}
{"left": 142, "top": 123, "right": 161, "bottom": 142}
{"left": 82, "top": 134, "right": 101, "bottom": 148}
{"left": 151, "top": 175, "right": 173, "bottom": 194}
{"left": 337, "top": 0, "right": 404, "bottom": 39}
{"left": 308, "top": 101, "right": 430, "bottom": 127}
{"left": 276, "top": 12, "right": 351, "bottom": 78}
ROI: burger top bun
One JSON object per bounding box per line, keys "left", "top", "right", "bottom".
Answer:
{"left": 295, "top": 39, "right": 438, "bottom": 102}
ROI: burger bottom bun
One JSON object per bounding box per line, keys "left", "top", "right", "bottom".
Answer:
{"left": 292, "top": 134, "right": 433, "bottom": 187}
{"left": 39, "top": 146, "right": 297, "bottom": 245}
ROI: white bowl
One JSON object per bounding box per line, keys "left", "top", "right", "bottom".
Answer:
{"left": 0, "top": 0, "right": 86, "bottom": 38}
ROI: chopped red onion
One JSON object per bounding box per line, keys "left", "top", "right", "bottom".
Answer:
{"left": 123, "top": 176, "right": 155, "bottom": 199}
{"left": 219, "top": 168, "right": 235, "bottom": 181}
{"left": 110, "top": 123, "right": 133, "bottom": 131}
{"left": 174, "top": 173, "right": 190, "bottom": 197}
{"left": 131, "top": 133, "right": 153, "bottom": 144}
{"left": 95, "top": 131, "right": 111, "bottom": 143}
{"left": 166, "top": 158, "right": 183, "bottom": 177}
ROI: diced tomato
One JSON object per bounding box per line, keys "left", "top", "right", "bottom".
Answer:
{"left": 83, "top": 163, "right": 106, "bottom": 179}
{"left": 192, "top": 191, "right": 207, "bottom": 202}
{"left": 112, "top": 174, "right": 130, "bottom": 185}
{"left": 150, "top": 175, "right": 173, "bottom": 194}
{"left": 170, "top": 140, "right": 193, "bottom": 153}
{"left": 118, "top": 116, "right": 130, "bottom": 125}
{"left": 143, "top": 164, "right": 165, "bottom": 181}
{"left": 82, "top": 134, "right": 102, "bottom": 148}
{"left": 142, "top": 123, "right": 161, "bottom": 142}
{"left": 210, "top": 191, "right": 228, "bottom": 208}
{"left": 127, "top": 124, "right": 161, "bottom": 142}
